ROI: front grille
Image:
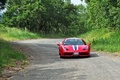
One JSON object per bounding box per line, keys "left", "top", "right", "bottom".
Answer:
{"left": 79, "top": 52, "right": 88, "bottom": 55}
{"left": 64, "top": 53, "right": 73, "bottom": 55}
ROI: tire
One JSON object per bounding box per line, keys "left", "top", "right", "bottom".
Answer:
{"left": 60, "top": 56, "right": 63, "bottom": 58}
{"left": 59, "top": 48, "right": 64, "bottom": 58}
{"left": 59, "top": 48, "right": 60, "bottom": 55}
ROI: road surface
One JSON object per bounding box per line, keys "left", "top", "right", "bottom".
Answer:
{"left": 11, "top": 39, "right": 120, "bottom": 80}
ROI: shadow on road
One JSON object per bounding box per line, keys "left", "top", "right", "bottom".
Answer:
{"left": 90, "top": 52, "right": 99, "bottom": 57}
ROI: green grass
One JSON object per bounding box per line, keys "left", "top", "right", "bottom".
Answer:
{"left": 78, "top": 28, "right": 120, "bottom": 53}
{"left": 0, "top": 26, "right": 41, "bottom": 41}
{"left": 0, "top": 39, "right": 26, "bottom": 76}
{"left": 0, "top": 24, "right": 41, "bottom": 76}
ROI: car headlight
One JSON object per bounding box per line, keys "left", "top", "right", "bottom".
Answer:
{"left": 83, "top": 46, "right": 88, "bottom": 50}
{"left": 63, "top": 47, "right": 69, "bottom": 51}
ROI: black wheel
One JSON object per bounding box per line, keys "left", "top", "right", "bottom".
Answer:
{"left": 59, "top": 48, "right": 60, "bottom": 55}
{"left": 60, "top": 56, "right": 64, "bottom": 58}
{"left": 59, "top": 48, "right": 64, "bottom": 58}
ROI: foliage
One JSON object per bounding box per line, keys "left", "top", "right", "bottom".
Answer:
{"left": 2, "top": 0, "right": 120, "bottom": 35}
{"left": 0, "top": 24, "right": 40, "bottom": 41}
{"left": 82, "top": 0, "right": 120, "bottom": 52}
{"left": 78, "top": 28, "right": 114, "bottom": 42}
{"left": 0, "top": 24, "right": 41, "bottom": 75}
{"left": 2, "top": 0, "right": 87, "bottom": 36}
{"left": 92, "top": 31, "right": 120, "bottom": 52}
{"left": 78, "top": 28, "right": 120, "bottom": 53}
{"left": 0, "top": 39, "right": 26, "bottom": 76}
{"left": 0, "top": 0, "right": 7, "bottom": 5}
{"left": 0, "top": 0, "right": 7, "bottom": 8}
{"left": 2, "top": 0, "right": 120, "bottom": 52}
{"left": 86, "top": 0, "right": 120, "bottom": 30}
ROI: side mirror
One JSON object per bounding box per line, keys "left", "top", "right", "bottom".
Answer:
{"left": 57, "top": 43, "right": 60, "bottom": 46}
{"left": 57, "top": 42, "right": 62, "bottom": 46}
{"left": 88, "top": 43, "right": 91, "bottom": 45}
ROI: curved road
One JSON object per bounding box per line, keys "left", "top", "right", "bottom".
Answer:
{"left": 11, "top": 39, "right": 120, "bottom": 80}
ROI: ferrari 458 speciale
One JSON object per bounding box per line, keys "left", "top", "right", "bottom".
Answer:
{"left": 57, "top": 38, "right": 91, "bottom": 58}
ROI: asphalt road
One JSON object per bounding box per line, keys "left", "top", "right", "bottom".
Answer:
{"left": 11, "top": 39, "right": 120, "bottom": 80}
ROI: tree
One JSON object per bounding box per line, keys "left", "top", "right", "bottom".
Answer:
{"left": 0, "top": 0, "right": 7, "bottom": 8}
{"left": 2, "top": 0, "right": 88, "bottom": 36}
{"left": 85, "top": 0, "right": 120, "bottom": 30}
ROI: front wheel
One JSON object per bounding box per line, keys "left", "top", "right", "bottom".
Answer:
{"left": 60, "top": 55, "right": 64, "bottom": 58}
{"left": 59, "top": 48, "right": 60, "bottom": 55}
{"left": 59, "top": 48, "right": 63, "bottom": 58}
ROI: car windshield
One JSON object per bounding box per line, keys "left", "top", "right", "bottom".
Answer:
{"left": 63, "top": 39, "right": 85, "bottom": 45}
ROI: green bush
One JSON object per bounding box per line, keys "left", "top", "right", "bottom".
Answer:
{"left": 78, "top": 28, "right": 120, "bottom": 53}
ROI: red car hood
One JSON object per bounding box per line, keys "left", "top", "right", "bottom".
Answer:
{"left": 62, "top": 45, "right": 89, "bottom": 51}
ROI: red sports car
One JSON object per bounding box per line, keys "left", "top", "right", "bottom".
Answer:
{"left": 57, "top": 38, "right": 91, "bottom": 58}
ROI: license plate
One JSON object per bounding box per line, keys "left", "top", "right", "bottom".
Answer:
{"left": 74, "top": 52, "right": 79, "bottom": 56}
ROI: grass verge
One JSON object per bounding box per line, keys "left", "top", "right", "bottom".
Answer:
{"left": 0, "top": 26, "right": 41, "bottom": 41}
{"left": 0, "top": 39, "right": 26, "bottom": 76}
{"left": 0, "top": 25, "right": 41, "bottom": 76}
{"left": 78, "top": 28, "right": 120, "bottom": 53}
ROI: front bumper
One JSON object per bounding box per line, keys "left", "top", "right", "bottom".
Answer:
{"left": 60, "top": 51, "right": 90, "bottom": 57}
